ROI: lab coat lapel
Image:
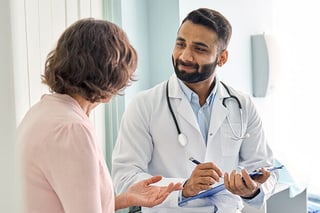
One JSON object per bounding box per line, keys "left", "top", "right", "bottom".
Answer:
{"left": 177, "top": 97, "right": 200, "bottom": 131}
{"left": 208, "top": 82, "right": 229, "bottom": 138}
{"left": 168, "top": 75, "right": 201, "bottom": 132}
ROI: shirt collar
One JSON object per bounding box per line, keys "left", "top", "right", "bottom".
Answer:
{"left": 177, "top": 79, "right": 217, "bottom": 105}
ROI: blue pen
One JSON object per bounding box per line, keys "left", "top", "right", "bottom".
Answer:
{"left": 189, "top": 157, "right": 201, "bottom": 165}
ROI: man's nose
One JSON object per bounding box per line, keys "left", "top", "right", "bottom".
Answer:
{"left": 180, "top": 48, "right": 194, "bottom": 62}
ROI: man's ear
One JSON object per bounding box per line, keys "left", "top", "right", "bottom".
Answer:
{"left": 218, "top": 50, "right": 228, "bottom": 66}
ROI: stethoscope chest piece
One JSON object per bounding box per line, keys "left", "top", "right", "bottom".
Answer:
{"left": 178, "top": 133, "right": 188, "bottom": 147}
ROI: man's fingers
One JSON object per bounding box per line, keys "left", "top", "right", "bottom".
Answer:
{"left": 197, "top": 162, "right": 223, "bottom": 177}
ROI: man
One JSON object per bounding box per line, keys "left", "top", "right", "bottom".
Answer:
{"left": 112, "top": 8, "right": 277, "bottom": 212}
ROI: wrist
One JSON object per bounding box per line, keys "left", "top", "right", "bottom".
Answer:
{"left": 241, "top": 188, "right": 261, "bottom": 199}
{"left": 182, "top": 188, "right": 189, "bottom": 198}
{"left": 115, "top": 192, "right": 130, "bottom": 210}
{"left": 182, "top": 180, "right": 191, "bottom": 197}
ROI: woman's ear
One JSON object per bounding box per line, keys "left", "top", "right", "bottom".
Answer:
{"left": 218, "top": 50, "right": 228, "bottom": 66}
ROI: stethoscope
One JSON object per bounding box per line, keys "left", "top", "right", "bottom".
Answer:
{"left": 166, "top": 80, "right": 250, "bottom": 147}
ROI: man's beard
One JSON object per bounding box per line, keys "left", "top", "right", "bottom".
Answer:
{"left": 172, "top": 56, "right": 218, "bottom": 83}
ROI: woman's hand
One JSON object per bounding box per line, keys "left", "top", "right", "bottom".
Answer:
{"left": 115, "top": 176, "right": 183, "bottom": 210}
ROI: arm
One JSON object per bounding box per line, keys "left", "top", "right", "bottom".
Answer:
{"left": 46, "top": 123, "right": 103, "bottom": 213}
{"left": 224, "top": 93, "right": 278, "bottom": 207}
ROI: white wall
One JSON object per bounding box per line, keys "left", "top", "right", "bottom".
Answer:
{"left": 272, "top": 0, "right": 320, "bottom": 194}
{"left": 0, "top": 0, "right": 20, "bottom": 211}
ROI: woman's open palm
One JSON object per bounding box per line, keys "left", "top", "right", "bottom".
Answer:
{"left": 126, "top": 176, "right": 183, "bottom": 207}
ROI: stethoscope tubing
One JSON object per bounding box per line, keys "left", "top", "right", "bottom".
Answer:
{"left": 166, "top": 80, "right": 248, "bottom": 147}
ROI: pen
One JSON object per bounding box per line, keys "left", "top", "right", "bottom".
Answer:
{"left": 189, "top": 157, "right": 201, "bottom": 165}
{"left": 190, "top": 157, "right": 283, "bottom": 177}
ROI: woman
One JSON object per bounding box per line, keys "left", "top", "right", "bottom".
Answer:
{"left": 17, "top": 18, "right": 182, "bottom": 213}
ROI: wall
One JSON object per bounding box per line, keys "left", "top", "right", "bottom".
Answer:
{"left": 271, "top": 0, "right": 320, "bottom": 194}
{"left": 0, "top": 0, "right": 21, "bottom": 211}
{"left": 147, "top": 0, "right": 180, "bottom": 86}
{"left": 120, "top": 0, "right": 180, "bottom": 104}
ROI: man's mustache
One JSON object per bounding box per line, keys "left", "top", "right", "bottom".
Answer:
{"left": 176, "top": 59, "right": 199, "bottom": 69}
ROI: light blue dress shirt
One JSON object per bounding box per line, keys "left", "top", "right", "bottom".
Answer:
{"left": 178, "top": 80, "right": 217, "bottom": 143}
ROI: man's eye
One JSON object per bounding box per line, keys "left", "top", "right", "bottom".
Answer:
{"left": 176, "top": 42, "right": 184, "bottom": 47}
{"left": 195, "top": 47, "right": 206, "bottom": 52}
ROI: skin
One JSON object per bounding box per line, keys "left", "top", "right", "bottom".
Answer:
{"left": 172, "top": 20, "right": 270, "bottom": 198}
{"left": 73, "top": 95, "right": 183, "bottom": 209}
{"left": 115, "top": 176, "right": 183, "bottom": 210}
{"left": 172, "top": 21, "right": 228, "bottom": 106}
{"left": 224, "top": 168, "right": 270, "bottom": 198}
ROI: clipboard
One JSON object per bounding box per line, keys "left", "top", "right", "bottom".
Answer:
{"left": 178, "top": 183, "right": 225, "bottom": 206}
{"left": 178, "top": 165, "right": 284, "bottom": 207}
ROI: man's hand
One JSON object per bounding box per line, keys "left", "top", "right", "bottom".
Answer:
{"left": 182, "top": 162, "right": 223, "bottom": 197}
{"left": 224, "top": 168, "right": 270, "bottom": 198}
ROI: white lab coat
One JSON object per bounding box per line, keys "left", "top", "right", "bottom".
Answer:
{"left": 112, "top": 74, "right": 277, "bottom": 213}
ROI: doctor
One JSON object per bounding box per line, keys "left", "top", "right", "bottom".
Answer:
{"left": 112, "top": 8, "right": 277, "bottom": 212}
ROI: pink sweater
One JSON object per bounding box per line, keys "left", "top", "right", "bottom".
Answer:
{"left": 17, "top": 94, "right": 114, "bottom": 213}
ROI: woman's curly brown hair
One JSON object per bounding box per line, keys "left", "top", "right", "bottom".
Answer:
{"left": 42, "top": 18, "right": 137, "bottom": 103}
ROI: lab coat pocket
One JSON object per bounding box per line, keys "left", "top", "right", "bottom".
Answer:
{"left": 220, "top": 123, "right": 242, "bottom": 156}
